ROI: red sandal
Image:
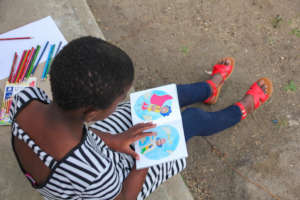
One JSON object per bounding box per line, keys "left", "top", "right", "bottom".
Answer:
{"left": 204, "top": 57, "right": 235, "bottom": 104}
{"left": 235, "top": 77, "right": 273, "bottom": 120}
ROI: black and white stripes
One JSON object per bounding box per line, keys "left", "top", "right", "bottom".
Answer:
{"left": 89, "top": 102, "right": 186, "bottom": 200}
{"left": 10, "top": 87, "right": 186, "bottom": 200}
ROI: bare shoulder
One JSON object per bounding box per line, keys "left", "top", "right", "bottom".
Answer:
{"left": 14, "top": 100, "right": 82, "bottom": 160}
{"left": 13, "top": 100, "right": 84, "bottom": 185}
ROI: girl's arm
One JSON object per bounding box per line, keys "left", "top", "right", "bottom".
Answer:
{"left": 115, "top": 165, "right": 148, "bottom": 200}
{"left": 91, "top": 122, "right": 156, "bottom": 160}
{"left": 91, "top": 123, "right": 155, "bottom": 199}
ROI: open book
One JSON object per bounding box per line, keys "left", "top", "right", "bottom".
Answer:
{"left": 130, "top": 84, "right": 188, "bottom": 169}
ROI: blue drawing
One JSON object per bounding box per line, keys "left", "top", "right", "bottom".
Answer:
{"left": 139, "top": 125, "right": 180, "bottom": 160}
{"left": 134, "top": 90, "right": 173, "bottom": 121}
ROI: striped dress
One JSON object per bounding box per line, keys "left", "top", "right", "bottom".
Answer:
{"left": 10, "top": 87, "right": 186, "bottom": 200}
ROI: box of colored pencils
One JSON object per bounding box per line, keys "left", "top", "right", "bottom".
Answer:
{"left": 0, "top": 77, "right": 37, "bottom": 125}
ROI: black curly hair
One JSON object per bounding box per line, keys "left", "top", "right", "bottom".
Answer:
{"left": 50, "top": 36, "right": 134, "bottom": 110}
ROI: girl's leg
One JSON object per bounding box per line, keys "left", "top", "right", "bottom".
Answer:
{"left": 177, "top": 82, "right": 211, "bottom": 107}
{"left": 182, "top": 105, "right": 242, "bottom": 141}
{"left": 182, "top": 79, "right": 271, "bottom": 141}
{"left": 177, "top": 58, "right": 232, "bottom": 107}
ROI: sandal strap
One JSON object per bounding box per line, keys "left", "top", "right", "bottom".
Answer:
{"left": 204, "top": 80, "right": 217, "bottom": 103}
{"left": 212, "top": 64, "right": 233, "bottom": 81}
{"left": 246, "top": 82, "right": 269, "bottom": 109}
{"left": 235, "top": 102, "right": 247, "bottom": 120}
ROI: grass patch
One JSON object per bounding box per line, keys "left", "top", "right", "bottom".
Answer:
{"left": 285, "top": 80, "right": 297, "bottom": 92}
{"left": 181, "top": 46, "right": 189, "bottom": 55}
{"left": 291, "top": 28, "right": 300, "bottom": 37}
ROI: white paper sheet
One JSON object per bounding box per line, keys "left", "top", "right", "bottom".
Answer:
{"left": 0, "top": 16, "right": 67, "bottom": 80}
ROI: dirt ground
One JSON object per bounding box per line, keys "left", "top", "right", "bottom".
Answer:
{"left": 87, "top": 0, "right": 299, "bottom": 199}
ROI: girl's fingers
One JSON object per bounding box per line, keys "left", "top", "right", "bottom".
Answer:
{"left": 127, "top": 123, "right": 156, "bottom": 136}
{"left": 132, "top": 150, "right": 140, "bottom": 160}
{"left": 126, "top": 148, "right": 140, "bottom": 160}
{"left": 134, "top": 131, "right": 157, "bottom": 141}
{"left": 133, "top": 123, "right": 156, "bottom": 134}
{"left": 133, "top": 122, "right": 155, "bottom": 129}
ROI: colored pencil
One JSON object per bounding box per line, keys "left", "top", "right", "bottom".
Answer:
{"left": 8, "top": 99, "right": 13, "bottom": 113}
{"left": 16, "top": 50, "right": 30, "bottom": 82}
{"left": 7, "top": 101, "right": 9, "bottom": 113}
{"left": 12, "top": 50, "right": 26, "bottom": 83}
{"left": 5, "top": 100, "right": 8, "bottom": 113}
{"left": 3, "top": 101, "right": 6, "bottom": 114}
{"left": 45, "top": 44, "right": 56, "bottom": 79}
{"left": 42, "top": 44, "right": 55, "bottom": 80}
{"left": 21, "top": 47, "right": 35, "bottom": 81}
{"left": 5, "top": 99, "right": 12, "bottom": 114}
{"left": 0, "top": 37, "right": 32, "bottom": 41}
{"left": 3, "top": 101, "right": 6, "bottom": 111}
{"left": 14, "top": 50, "right": 28, "bottom": 83}
{"left": 24, "top": 48, "right": 36, "bottom": 79}
{"left": 55, "top": 41, "right": 62, "bottom": 56}
{"left": 4, "top": 100, "right": 7, "bottom": 114}
{"left": 8, "top": 52, "right": 18, "bottom": 83}
{"left": 26, "top": 45, "right": 41, "bottom": 79}
{"left": 32, "top": 41, "right": 49, "bottom": 75}
{"left": 4, "top": 100, "right": 7, "bottom": 113}
{"left": 6, "top": 101, "right": 9, "bottom": 113}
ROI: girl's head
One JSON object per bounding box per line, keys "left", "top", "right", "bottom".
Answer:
{"left": 50, "top": 36, "right": 134, "bottom": 120}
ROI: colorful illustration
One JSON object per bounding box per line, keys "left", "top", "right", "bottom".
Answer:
{"left": 0, "top": 98, "right": 13, "bottom": 125}
{"left": 138, "top": 125, "right": 180, "bottom": 160}
{"left": 0, "top": 86, "right": 15, "bottom": 125}
{"left": 134, "top": 90, "right": 173, "bottom": 121}
{"left": 0, "top": 77, "right": 37, "bottom": 125}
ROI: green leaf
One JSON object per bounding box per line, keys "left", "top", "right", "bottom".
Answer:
{"left": 285, "top": 80, "right": 297, "bottom": 92}
{"left": 181, "top": 46, "right": 189, "bottom": 54}
{"left": 291, "top": 28, "right": 300, "bottom": 37}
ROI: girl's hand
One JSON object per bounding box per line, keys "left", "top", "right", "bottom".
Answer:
{"left": 92, "top": 122, "right": 156, "bottom": 160}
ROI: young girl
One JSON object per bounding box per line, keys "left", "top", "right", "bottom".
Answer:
{"left": 10, "top": 37, "right": 272, "bottom": 200}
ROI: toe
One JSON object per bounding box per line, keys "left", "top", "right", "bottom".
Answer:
{"left": 218, "top": 58, "right": 231, "bottom": 66}
{"left": 218, "top": 59, "right": 225, "bottom": 65}
{"left": 257, "top": 79, "right": 268, "bottom": 94}
{"left": 224, "top": 59, "right": 230, "bottom": 65}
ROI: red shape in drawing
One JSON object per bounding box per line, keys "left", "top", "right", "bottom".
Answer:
{"left": 141, "top": 94, "right": 173, "bottom": 110}
{"left": 142, "top": 102, "right": 149, "bottom": 110}
{"left": 150, "top": 94, "right": 172, "bottom": 106}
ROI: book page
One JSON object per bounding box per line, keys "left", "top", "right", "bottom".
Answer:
{"left": 134, "top": 120, "right": 188, "bottom": 169}
{"left": 130, "top": 84, "right": 181, "bottom": 125}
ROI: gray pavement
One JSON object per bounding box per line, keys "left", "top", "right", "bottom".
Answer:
{"left": 0, "top": 0, "right": 193, "bottom": 199}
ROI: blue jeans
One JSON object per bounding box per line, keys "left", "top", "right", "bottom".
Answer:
{"left": 177, "top": 82, "right": 242, "bottom": 141}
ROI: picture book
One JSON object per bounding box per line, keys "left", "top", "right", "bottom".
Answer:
{"left": 130, "top": 84, "right": 188, "bottom": 169}
{"left": 0, "top": 77, "right": 37, "bottom": 125}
